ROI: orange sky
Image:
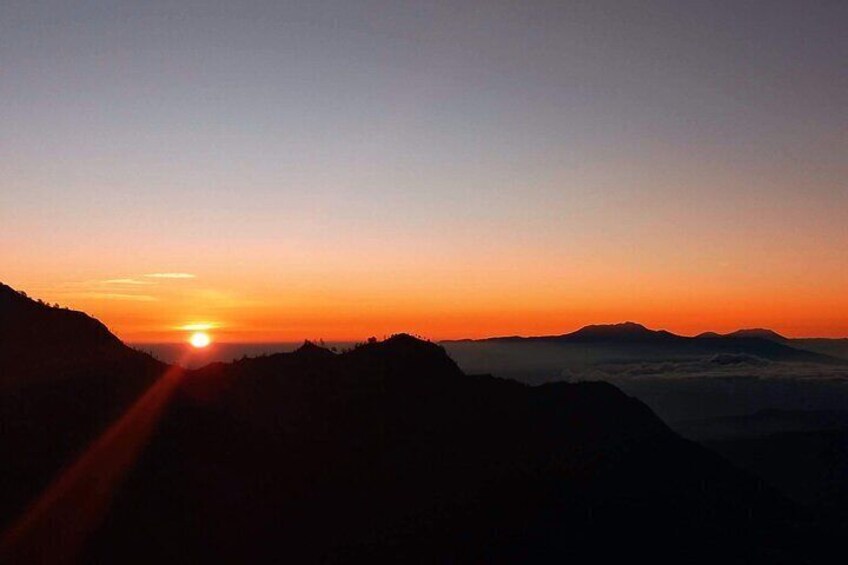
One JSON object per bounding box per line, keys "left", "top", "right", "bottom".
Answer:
{"left": 3, "top": 240, "right": 847, "bottom": 342}
{"left": 3, "top": 163, "right": 847, "bottom": 342}
{"left": 2, "top": 3, "right": 847, "bottom": 342}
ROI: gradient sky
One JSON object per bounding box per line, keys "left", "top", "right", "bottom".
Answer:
{"left": 2, "top": 1, "right": 847, "bottom": 342}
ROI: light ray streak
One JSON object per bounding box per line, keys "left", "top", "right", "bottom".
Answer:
{"left": 0, "top": 361, "right": 187, "bottom": 564}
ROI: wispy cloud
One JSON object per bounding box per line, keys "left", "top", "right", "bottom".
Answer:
{"left": 144, "top": 273, "right": 196, "bottom": 279}
{"left": 101, "top": 278, "right": 155, "bottom": 286}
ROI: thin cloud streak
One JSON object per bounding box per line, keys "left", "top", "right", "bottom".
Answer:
{"left": 144, "top": 273, "right": 196, "bottom": 279}
{"left": 101, "top": 279, "right": 155, "bottom": 286}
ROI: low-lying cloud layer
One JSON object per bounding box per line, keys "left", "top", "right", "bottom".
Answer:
{"left": 585, "top": 355, "right": 848, "bottom": 382}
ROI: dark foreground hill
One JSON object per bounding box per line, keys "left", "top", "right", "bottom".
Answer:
{"left": 0, "top": 286, "right": 837, "bottom": 563}
{"left": 0, "top": 283, "right": 163, "bottom": 527}
{"left": 0, "top": 283, "right": 160, "bottom": 386}
{"left": 674, "top": 410, "right": 848, "bottom": 518}
{"left": 84, "top": 338, "right": 809, "bottom": 564}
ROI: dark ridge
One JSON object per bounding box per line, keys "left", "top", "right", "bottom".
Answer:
{"left": 292, "top": 340, "right": 336, "bottom": 359}
{"left": 349, "top": 332, "right": 453, "bottom": 361}
{"left": 725, "top": 328, "right": 789, "bottom": 342}
{"left": 93, "top": 339, "right": 805, "bottom": 563}
{"left": 447, "top": 323, "right": 682, "bottom": 344}
{"left": 0, "top": 282, "right": 120, "bottom": 344}
{"left": 692, "top": 335, "right": 842, "bottom": 365}
{"left": 0, "top": 282, "right": 159, "bottom": 387}
{"left": 696, "top": 331, "right": 723, "bottom": 339}
{"left": 562, "top": 321, "right": 680, "bottom": 341}
{"left": 0, "top": 282, "right": 164, "bottom": 528}
{"left": 444, "top": 321, "right": 844, "bottom": 365}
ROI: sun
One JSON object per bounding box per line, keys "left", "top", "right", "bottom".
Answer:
{"left": 189, "top": 331, "right": 211, "bottom": 348}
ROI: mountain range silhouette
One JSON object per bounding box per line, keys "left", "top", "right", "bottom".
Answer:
{"left": 445, "top": 321, "right": 846, "bottom": 364}
{"left": 0, "top": 283, "right": 841, "bottom": 563}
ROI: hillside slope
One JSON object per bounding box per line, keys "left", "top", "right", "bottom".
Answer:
{"left": 0, "top": 283, "right": 163, "bottom": 528}
{"left": 86, "top": 336, "right": 808, "bottom": 563}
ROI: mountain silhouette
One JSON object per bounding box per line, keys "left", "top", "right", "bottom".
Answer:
{"left": 446, "top": 322, "right": 842, "bottom": 365}
{"left": 79, "top": 336, "right": 808, "bottom": 563}
{"left": 455, "top": 321, "right": 678, "bottom": 343}
{"left": 0, "top": 283, "right": 158, "bottom": 386}
{"left": 695, "top": 327, "right": 792, "bottom": 342}
{"left": 0, "top": 283, "right": 162, "bottom": 529}
{"left": 563, "top": 321, "right": 680, "bottom": 342}
{"left": 0, "top": 284, "right": 838, "bottom": 563}
{"left": 708, "top": 327, "right": 848, "bottom": 362}
{"left": 693, "top": 325, "right": 848, "bottom": 362}
{"left": 724, "top": 328, "right": 789, "bottom": 341}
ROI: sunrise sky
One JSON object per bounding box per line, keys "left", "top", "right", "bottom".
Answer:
{"left": 2, "top": 2, "right": 846, "bottom": 342}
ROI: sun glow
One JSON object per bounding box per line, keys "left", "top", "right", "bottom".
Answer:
{"left": 189, "top": 331, "right": 211, "bottom": 348}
